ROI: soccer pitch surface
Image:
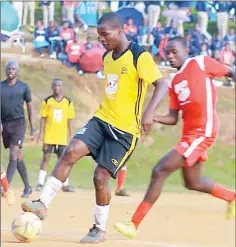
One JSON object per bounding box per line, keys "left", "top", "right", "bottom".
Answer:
{"left": 1, "top": 189, "right": 235, "bottom": 247}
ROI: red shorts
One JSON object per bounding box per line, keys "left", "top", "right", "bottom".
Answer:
{"left": 174, "top": 135, "right": 216, "bottom": 167}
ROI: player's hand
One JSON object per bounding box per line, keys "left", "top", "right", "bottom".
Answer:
{"left": 153, "top": 115, "right": 161, "bottom": 123}
{"left": 29, "top": 128, "right": 37, "bottom": 141}
{"left": 141, "top": 109, "right": 154, "bottom": 135}
{"left": 36, "top": 133, "right": 43, "bottom": 144}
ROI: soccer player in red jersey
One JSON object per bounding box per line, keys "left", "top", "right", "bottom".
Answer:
{"left": 114, "top": 36, "right": 236, "bottom": 238}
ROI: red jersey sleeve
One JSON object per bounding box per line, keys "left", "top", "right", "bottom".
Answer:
{"left": 168, "top": 82, "right": 180, "bottom": 110}
{"left": 204, "top": 56, "right": 229, "bottom": 78}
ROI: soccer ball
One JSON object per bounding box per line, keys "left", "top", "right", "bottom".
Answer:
{"left": 11, "top": 212, "right": 42, "bottom": 242}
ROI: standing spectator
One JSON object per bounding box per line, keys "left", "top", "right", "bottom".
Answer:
{"left": 12, "top": 1, "right": 23, "bottom": 28}
{"left": 97, "top": 1, "right": 109, "bottom": 19}
{"left": 40, "top": 1, "right": 55, "bottom": 28}
{"left": 60, "top": 21, "right": 75, "bottom": 55}
{"left": 47, "top": 21, "right": 61, "bottom": 59}
{"left": 1, "top": 61, "right": 36, "bottom": 198}
{"left": 33, "top": 20, "right": 49, "bottom": 58}
{"left": 214, "top": 1, "right": 230, "bottom": 39}
{"left": 159, "top": 34, "right": 169, "bottom": 65}
{"left": 196, "top": 1, "right": 209, "bottom": 36}
{"left": 35, "top": 78, "right": 76, "bottom": 192}
{"left": 22, "top": 1, "right": 35, "bottom": 28}
{"left": 145, "top": 1, "right": 161, "bottom": 29}
{"left": 62, "top": 1, "right": 80, "bottom": 24}
{"left": 152, "top": 21, "right": 165, "bottom": 47}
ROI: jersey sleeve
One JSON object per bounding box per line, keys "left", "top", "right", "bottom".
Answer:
{"left": 168, "top": 82, "right": 180, "bottom": 110}
{"left": 40, "top": 101, "right": 47, "bottom": 118}
{"left": 24, "top": 84, "right": 32, "bottom": 103}
{"left": 137, "top": 52, "right": 163, "bottom": 84}
{"left": 68, "top": 102, "right": 75, "bottom": 119}
{"left": 204, "top": 56, "right": 230, "bottom": 77}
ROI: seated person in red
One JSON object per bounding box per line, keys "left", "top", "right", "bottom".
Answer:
{"left": 123, "top": 17, "right": 138, "bottom": 42}
{"left": 65, "top": 36, "right": 85, "bottom": 64}
{"left": 59, "top": 21, "right": 75, "bottom": 55}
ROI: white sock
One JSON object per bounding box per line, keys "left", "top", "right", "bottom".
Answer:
{"left": 62, "top": 177, "right": 69, "bottom": 187}
{"left": 38, "top": 169, "right": 47, "bottom": 185}
{"left": 40, "top": 176, "right": 62, "bottom": 208}
{"left": 94, "top": 204, "right": 110, "bottom": 231}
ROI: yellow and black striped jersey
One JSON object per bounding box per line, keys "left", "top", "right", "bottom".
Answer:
{"left": 95, "top": 42, "right": 163, "bottom": 137}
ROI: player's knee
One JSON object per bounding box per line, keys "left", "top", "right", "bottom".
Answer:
{"left": 17, "top": 151, "right": 24, "bottom": 162}
{"left": 151, "top": 165, "right": 168, "bottom": 181}
{"left": 93, "top": 167, "right": 110, "bottom": 190}
{"left": 184, "top": 181, "right": 199, "bottom": 191}
{"left": 9, "top": 146, "right": 19, "bottom": 160}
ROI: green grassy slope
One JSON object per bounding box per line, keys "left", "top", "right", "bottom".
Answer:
{"left": 1, "top": 61, "right": 235, "bottom": 191}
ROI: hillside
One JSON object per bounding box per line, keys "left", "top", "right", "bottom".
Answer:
{"left": 1, "top": 58, "right": 235, "bottom": 190}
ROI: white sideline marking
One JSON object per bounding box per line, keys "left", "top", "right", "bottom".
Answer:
{"left": 1, "top": 227, "right": 225, "bottom": 247}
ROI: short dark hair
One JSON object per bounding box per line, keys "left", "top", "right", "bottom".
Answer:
{"left": 168, "top": 36, "right": 187, "bottom": 48}
{"left": 98, "top": 12, "right": 123, "bottom": 29}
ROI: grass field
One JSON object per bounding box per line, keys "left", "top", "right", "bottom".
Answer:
{"left": 1, "top": 61, "right": 235, "bottom": 192}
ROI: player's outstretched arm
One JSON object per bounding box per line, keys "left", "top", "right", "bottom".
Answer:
{"left": 142, "top": 78, "right": 168, "bottom": 134}
{"left": 153, "top": 109, "right": 179, "bottom": 125}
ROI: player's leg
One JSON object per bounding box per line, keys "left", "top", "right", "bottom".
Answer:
{"left": 1, "top": 167, "right": 15, "bottom": 205}
{"left": 114, "top": 149, "right": 185, "bottom": 238}
{"left": 115, "top": 165, "right": 129, "bottom": 196}
{"left": 57, "top": 145, "right": 75, "bottom": 193}
{"left": 17, "top": 148, "right": 32, "bottom": 198}
{"left": 80, "top": 165, "right": 111, "bottom": 243}
{"left": 81, "top": 126, "right": 137, "bottom": 243}
{"left": 6, "top": 144, "right": 19, "bottom": 184}
{"left": 182, "top": 162, "right": 235, "bottom": 219}
{"left": 35, "top": 145, "right": 52, "bottom": 191}
{"left": 22, "top": 118, "right": 104, "bottom": 220}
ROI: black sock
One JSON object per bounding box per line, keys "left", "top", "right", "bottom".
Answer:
{"left": 17, "top": 160, "right": 31, "bottom": 190}
{"left": 6, "top": 160, "right": 18, "bottom": 184}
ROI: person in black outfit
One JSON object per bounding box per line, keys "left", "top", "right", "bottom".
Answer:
{"left": 1, "top": 61, "right": 36, "bottom": 198}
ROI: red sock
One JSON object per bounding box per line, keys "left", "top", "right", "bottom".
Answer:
{"left": 211, "top": 184, "right": 235, "bottom": 202}
{"left": 131, "top": 201, "right": 153, "bottom": 229}
{"left": 1, "top": 170, "right": 9, "bottom": 192}
{"left": 116, "top": 168, "right": 127, "bottom": 192}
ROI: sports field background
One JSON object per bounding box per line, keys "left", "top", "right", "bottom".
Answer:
{"left": 1, "top": 60, "right": 235, "bottom": 247}
{"left": 1, "top": 61, "right": 235, "bottom": 191}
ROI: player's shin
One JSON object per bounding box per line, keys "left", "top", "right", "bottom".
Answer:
{"left": 211, "top": 184, "right": 235, "bottom": 202}
{"left": 94, "top": 204, "right": 110, "bottom": 231}
{"left": 39, "top": 176, "right": 62, "bottom": 208}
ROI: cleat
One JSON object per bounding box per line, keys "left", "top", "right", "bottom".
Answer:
{"left": 21, "top": 187, "right": 32, "bottom": 198}
{"left": 4, "top": 188, "right": 16, "bottom": 205}
{"left": 35, "top": 184, "right": 43, "bottom": 192}
{"left": 62, "top": 185, "right": 76, "bottom": 193}
{"left": 226, "top": 200, "right": 235, "bottom": 220}
{"left": 80, "top": 224, "right": 106, "bottom": 243}
{"left": 115, "top": 188, "right": 130, "bottom": 197}
{"left": 114, "top": 221, "right": 137, "bottom": 239}
{"left": 21, "top": 200, "right": 47, "bottom": 220}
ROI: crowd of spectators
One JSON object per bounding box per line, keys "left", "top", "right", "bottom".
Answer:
{"left": 10, "top": 1, "right": 236, "bottom": 79}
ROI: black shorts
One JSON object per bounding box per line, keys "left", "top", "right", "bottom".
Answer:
{"left": 75, "top": 117, "right": 138, "bottom": 179}
{"left": 2, "top": 118, "right": 26, "bottom": 149}
{"left": 43, "top": 144, "right": 66, "bottom": 156}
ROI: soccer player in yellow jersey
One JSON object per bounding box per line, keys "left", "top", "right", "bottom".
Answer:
{"left": 22, "top": 12, "right": 167, "bottom": 243}
{"left": 35, "top": 78, "right": 75, "bottom": 192}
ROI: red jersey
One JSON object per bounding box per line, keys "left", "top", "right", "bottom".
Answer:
{"left": 168, "top": 55, "right": 229, "bottom": 137}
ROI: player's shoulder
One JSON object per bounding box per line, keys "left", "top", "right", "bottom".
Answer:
{"left": 43, "top": 95, "right": 54, "bottom": 104}
{"left": 129, "top": 42, "right": 148, "bottom": 69}
{"left": 16, "top": 80, "right": 29, "bottom": 87}
{"left": 102, "top": 50, "right": 112, "bottom": 61}
{"left": 63, "top": 96, "right": 72, "bottom": 105}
